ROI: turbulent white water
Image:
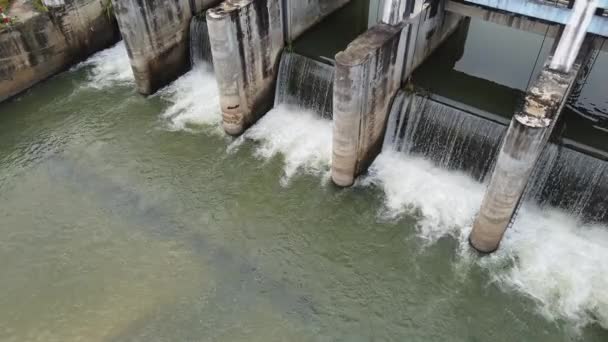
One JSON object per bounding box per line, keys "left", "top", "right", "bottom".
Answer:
{"left": 157, "top": 66, "right": 221, "bottom": 132}
{"left": 228, "top": 105, "right": 333, "bottom": 185}
{"left": 363, "top": 151, "right": 484, "bottom": 243}
{"left": 76, "top": 41, "right": 134, "bottom": 88}
{"left": 77, "top": 41, "right": 221, "bottom": 131}
{"left": 365, "top": 150, "right": 608, "bottom": 331}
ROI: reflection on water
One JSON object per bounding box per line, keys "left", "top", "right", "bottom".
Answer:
{"left": 413, "top": 18, "right": 608, "bottom": 153}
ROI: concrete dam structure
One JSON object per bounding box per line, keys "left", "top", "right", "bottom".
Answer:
{"left": 1, "top": 0, "right": 606, "bottom": 255}
{"left": 2, "top": 0, "right": 608, "bottom": 339}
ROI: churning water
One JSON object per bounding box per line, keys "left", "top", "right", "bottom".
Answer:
{"left": 368, "top": 89, "right": 608, "bottom": 332}
{"left": 157, "top": 66, "right": 221, "bottom": 132}
{"left": 229, "top": 53, "right": 335, "bottom": 184}
{"left": 74, "top": 41, "right": 134, "bottom": 89}
{"left": 1, "top": 33, "right": 607, "bottom": 342}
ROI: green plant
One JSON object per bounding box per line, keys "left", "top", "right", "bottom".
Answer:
{"left": 32, "top": 0, "right": 48, "bottom": 12}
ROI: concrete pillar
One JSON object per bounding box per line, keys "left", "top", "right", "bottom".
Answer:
{"left": 207, "top": 0, "right": 284, "bottom": 136}
{"left": 282, "top": 0, "right": 351, "bottom": 42}
{"left": 332, "top": 24, "right": 407, "bottom": 187}
{"left": 331, "top": 2, "right": 463, "bottom": 187}
{"left": 470, "top": 63, "right": 581, "bottom": 253}
{"left": 111, "top": 0, "right": 220, "bottom": 95}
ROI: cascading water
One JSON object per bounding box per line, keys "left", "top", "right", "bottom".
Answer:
{"left": 157, "top": 15, "right": 219, "bottom": 130}
{"left": 525, "top": 144, "right": 608, "bottom": 224}
{"left": 384, "top": 91, "right": 507, "bottom": 181}
{"left": 274, "top": 52, "right": 334, "bottom": 119}
{"left": 189, "top": 14, "right": 214, "bottom": 70}
{"left": 230, "top": 52, "right": 335, "bottom": 183}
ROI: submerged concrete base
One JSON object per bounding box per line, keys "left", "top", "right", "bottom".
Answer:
{"left": 470, "top": 64, "right": 579, "bottom": 253}
{"left": 207, "top": 0, "right": 284, "bottom": 136}
{"left": 0, "top": 0, "right": 119, "bottom": 102}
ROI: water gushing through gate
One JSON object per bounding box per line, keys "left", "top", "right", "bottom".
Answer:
{"left": 189, "top": 15, "right": 214, "bottom": 70}
{"left": 230, "top": 53, "right": 335, "bottom": 183}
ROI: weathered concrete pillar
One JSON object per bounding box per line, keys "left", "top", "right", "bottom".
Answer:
{"left": 470, "top": 0, "right": 599, "bottom": 252}
{"left": 470, "top": 63, "right": 581, "bottom": 253}
{"left": 111, "top": 0, "right": 219, "bottom": 95}
{"left": 331, "top": 2, "right": 463, "bottom": 186}
{"left": 332, "top": 24, "right": 407, "bottom": 187}
{"left": 282, "top": 0, "right": 351, "bottom": 42}
{"left": 207, "top": 0, "right": 284, "bottom": 136}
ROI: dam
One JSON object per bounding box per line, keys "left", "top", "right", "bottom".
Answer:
{"left": 0, "top": 0, "right": 607, "bottom": 340}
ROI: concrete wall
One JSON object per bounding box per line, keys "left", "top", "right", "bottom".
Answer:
{"left": 0, "top": 0, "right": 118, "bottom": 103}
{"left": 405, "top": 2, "right": 462, "bottom": 78}
{"left": 332, "top": 23, "right": 406, "bottom": 186}
{"left": 207, "top": 0, "right": 284, "bottom": 136}
{"left": 283, "top": 0, "right": 351, "bottom": 41}
{"left": 111, "top": 0, "right": 220, "bottom": 95}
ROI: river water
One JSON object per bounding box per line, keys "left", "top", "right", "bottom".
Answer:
{"left": 0, "top": 31, "right": 607, "bottom": 342}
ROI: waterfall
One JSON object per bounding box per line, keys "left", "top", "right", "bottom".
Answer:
{"left": 189, "top": 15, "right": 213, "bottom": 69}
{"left": 274, "top": 52, "right": 334, "bottom": 119}
{"left": 383, "top": 90, "right": 608, "bottom": 224}
{"left": 383, "top": 91, "right": 507, "bottom": 181}
{"left": 525, "top": 144, "right": 608, "bottom": 224}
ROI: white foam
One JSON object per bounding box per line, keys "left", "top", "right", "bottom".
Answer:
{"left": 366, "top": 150, "right": 608, "bottom": 331}
{"left": 75, "top": 41, "right": 134, "bottom": 89}
{"left": 228, "top": 105, "right": 332, "bottom": 185}
{"left": 157, "top": 65, "right": 222, "bottom": 132}
{"left": 363, "top": 151, "right": 484, "bottom": 243}
{"left": 489, "top": 206, "right": 608, "bottom": 331}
